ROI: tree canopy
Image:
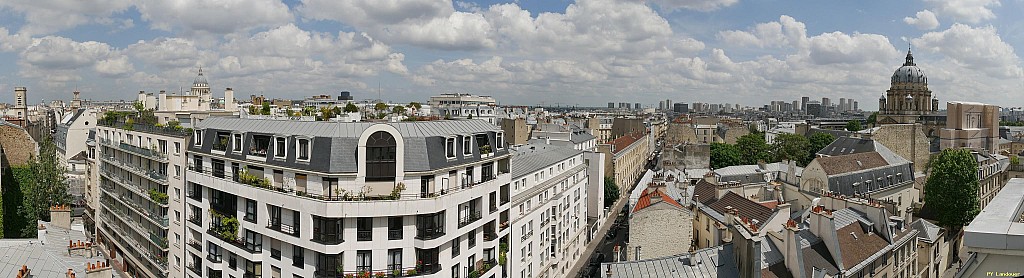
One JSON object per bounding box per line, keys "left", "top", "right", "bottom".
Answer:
{"left": 374, "top": 102, "right": 388, "bottom": 111}
{"left": 260, "top": 102, "right": 271, "bottom": 115}
{"left": 604, "top": 177, "right": 619, "bottom": 208}
{"left": 845, "top": 120, "right": 862, "bottom": 132}
{"left": 867, "top": 112, "right": 878, "bottom": 125}
{"left": 343, "top": 102, "right": 360, "bottom": 113}
{"left": 710, "top": 142, "right": 743, "bottom": 169}
{"left": 392, "top": 105, "right": 407, "bottom": 115}
{"left": 408, "top": 102, "right": 422, "bottom": 110}
{"left": 735, "top": 133, "right": 771, "bottom": 165}
{"left": 10, "top": 135, "right": 70, "bottom": 237}
{"left": 772, "top": 133, "right": 810, "bottom": 166}
{"left": 924, "top": 148, "right": 980, "bottom": 228}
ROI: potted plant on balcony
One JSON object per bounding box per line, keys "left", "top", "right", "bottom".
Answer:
{"left": 392, "top": 269, "right": 402, "bottom": 277}
{"left": 375, "top": 272, "right": 387, "bottom": 278}
{"left": 219, "top": 216, "right": 240, "bottom": 241}
{"left": 480, "top": 144, "right": 492, "bottom": 154}
{"left": 498, "top": 242, "right": 508, "bottom": 266}
{"left": 390, "top": 182, "right": 406, "bottom": 200}
{"left": 406, "top": 268, "right": 418, "bottom": 276}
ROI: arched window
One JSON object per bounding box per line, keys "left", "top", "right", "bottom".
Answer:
{"left": 366, "top": 131, "right": 397, "bottom": 181}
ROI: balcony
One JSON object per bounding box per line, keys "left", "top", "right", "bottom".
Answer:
{"left": 188, "top": 263, "right": 202, "bottom": 276}
{"left": 188, "top": 214, "right": 203, "bottom": 226}
{"left": 415, "top": 227, "right": 444, "bottom": 240}
{"left": 357, "top": 230, "right": 372, "bottom": 241}
{"left": 267, "top": 222, "right": 300, "bottom": 237}
{"left": 458, "top": 211, "right": 482, "bottom": 228}
{"left": 311, "top": 230, "right": 344, "bottom": 245}
{"left": 388, "top": 229, "right": 403, "bottom": 240}
{"left": 100, "top": 155, "right": 168, "bottom": 184}
{"left": 315, "top": 266, "right": 441, "bottom": 278}
{"left": 150, "top": 232, "right": 169, "bottom": 249}
{"left": 190, "top": 163, "right": 509, "bottom": 203}
{"left": 187, "top": 240, "right": 202, "bottom": 251}
{"left": 99, "top": 120, "right": 191, "bottom": 138}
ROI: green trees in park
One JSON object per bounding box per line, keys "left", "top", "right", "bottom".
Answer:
{"left": 735, "top": 133, "right": 772, "bottom": 165}
{"left": 807, "top": 132, "right": 836, "bottom": 164}
{"left": 709, "top": 131, "right": 835, "bottom": 168}
{"left": 924, "top": 148, "right": 980, "bottom": 229}
{"left": 772, "top": 133, "right": 810, "bottom": 165}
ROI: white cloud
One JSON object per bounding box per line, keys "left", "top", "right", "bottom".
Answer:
{"left": 925, "top": 0, "right": 1000, "bottom": 24}
{"left": 717, "top": 15, "right": 807, "bottom": 48}
{"left": 128, "top": 38, "right": 215, "bottom": 69}
{"left": 807, "top": 32, "right": 899, "bottom": 65}
{"left": 646, "top": 0, "right": 738, "bottom": 12}
{"left": 903, "top": 10, "right": 940, "bottom": 30}
{"left": 299, "top": 0, "right": 494, "bottom": 50}
{"left": 912, "top": 23, "right": 1023, "bottom": 78}
{"left": 0, "top": 0, "right": 133, "bottom": 34}
{"left": 0, "top": 27, "right": 32, "bottom": 52}
{"left": 135, "top": 0, "right": 292, "bottom": 34}
{"left": 16, "top": 36, "right": 133, "bottom": 86}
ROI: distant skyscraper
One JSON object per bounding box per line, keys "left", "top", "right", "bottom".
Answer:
{"left": 666, "top": 99, "right": 672, "bottom": 111}
{"left": 801, "top": 96, "right": 809, "bottom": 112}
{"left": 806, "top": 101, "right": 823, "bottom": 117}
{"left": 839, "top": 98, "right": 847, "bottom": 112}
{"left": 635, "top": 103, "right": 641, "bottom": 110}
{"left": 659, "top": 101, "right": 665, "bottom": 111}
{"left": 822, "top": 97, "right": 831, "bottom": 108}
{"left": 853, "top": 101, "right": 859, "bottom": 111}
{"left": 674, "top": 103, "right": 689, "bottom": 113}
{"left": 608, "top": 102, "right": 615, "bottom": 108}
{"left": 793, "top": 100, "right": 800, "bottom": 112}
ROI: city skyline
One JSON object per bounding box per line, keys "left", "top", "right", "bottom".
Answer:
{"left": 0, "top": 0, "right": 1022, "bottom": 108}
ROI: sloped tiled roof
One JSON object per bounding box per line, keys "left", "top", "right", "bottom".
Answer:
{"left": 610, "top": 131, "right": 645, "bottom": 154}
{"left": 692, "top": 179, "right": 717, "bottom": 204}
{"left": 633, "top": 187, "right": 684, "bottom": 213}
{"left": 706, "top": 191, "right": 775, "bottom": 227}
{"left": 816, "top": 152, "right": 889, "bottom": 175}
{"left": 836, "top": 223, "right": 890, "bottom": 269}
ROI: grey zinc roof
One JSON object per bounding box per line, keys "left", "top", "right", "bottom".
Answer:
{"left": 602, "top": 244, "right": 739, "bottom": 278}
{"left": 196, "top": 117, "right": 500, "bottom": 138}
{"left": 826, "top": 162, "right": 914, "bottom": 196}
{"left": 0, "top": 222, "right": 97, "bottom": 278}
{"left": 760, "top": 239, "right": 785, "bottom": 269}
{"left": 510, "top": 143, "right": 583, "bottom": 178}
{"left": 570, "top": 131, "right": 596, "bottom": 144}
{"left": 911, "top": 219, "right": 942, "bottom": 243}
{"left": 832, "top": 208, "right": 873, "bottom": 229}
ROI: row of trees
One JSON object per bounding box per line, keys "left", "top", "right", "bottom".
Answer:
{"left": 710, "top": 131, "right": 835, "bottom": 169}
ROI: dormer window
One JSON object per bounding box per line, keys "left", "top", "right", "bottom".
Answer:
{"left": 233, "top": 134, "right": 242, "bottom": 152}
{"left": 274, "top": 137, "right": 286, "bottom": 158}
{"left": 463, "top": 136, "right": 472, "bottom": 155}
{"left": 297, "top": 138, "right": 311, "bottom": 161}
{"left": 496, "top": 132, "right": 505, "bottom": 149}
{"left": 446, "top": 137, "right": 456, "bottom": 159}
{"left": 366, "top": 131, "right": 397, "bottom": 182}
{"left": 195, "top": 130, "right": 204, "bottom": 146}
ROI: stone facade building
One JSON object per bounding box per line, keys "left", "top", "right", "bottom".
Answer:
{"left": 940, "top": 101, "right": 1000, "bottom": 153}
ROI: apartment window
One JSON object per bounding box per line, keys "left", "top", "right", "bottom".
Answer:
{"left": 274, "top": 137, "right": 286, "bottom": 158}
{"left": 292, "top": 245, "right": 304, "bottom": 268}
{"left": 175, "top": 142, "right": 181, "bottom": 154}
{"left": 297, "top": 138, "right": 310, "bottom": 161}
{"left": 195, "top": 130, "right": 204, "bottom": 145}
{"left": 463, "top": 136, "right": 472, "bottom": 155}
{"left": 233, "top": 134, "right": 242, "bottom": 152}
{"left": 229, "top": 255, "right": 237, "bottom": 270}
{"left": 452, "top": 238, "right": 461, "bottom": 257}
{"left": 467, "top": 254, "right": 476, "bottom": 274}
{"left": 468, "top": 229, "right": 476, "bottom": 248}
{"left": 446, "top": 137, "right": 456, "bottom": 158}
{"left": 387, "top": 249, "right": 402, "bottom": 273}
{"left": 365, "top": 131, "right": 397, "bottom": 182}
{"left": 175, "top": 165, "right": 181, "bottom": 177}
{"left": 356, "top": 251, "right": 372, "bottom": 272}
{"left": 357, "top": 217, "right": 373, "bottom": 241}
{"left": 245, "top": 260, "right": 262, "bottom": 278}
{"left": 388, "top": 217, "right": 403, "bottom": 240}
{"left": 244, "top": 199, "right": 257, "bottom": 223}
{"left": 452, "top": 263, "right": 460, "bottom": 278}
{"left": 244, "top": 230, "right": 263, "bottom": 252}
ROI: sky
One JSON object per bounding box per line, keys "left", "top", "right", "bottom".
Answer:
{"left": 0, "top": 0, "right": 1022, "bottom": 109}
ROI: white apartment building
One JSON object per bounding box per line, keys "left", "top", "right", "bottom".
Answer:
{"left": 429, "top": 93, "right": 497, "bottom": 125}
{"left": 95, "top": 119, "right": 190, "bottom": 278}
{"left": 509, "top": 144, "right": 589, "bottom": 278}
{"left": 184, "top": 118, "right": 512, "bottom": 278}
